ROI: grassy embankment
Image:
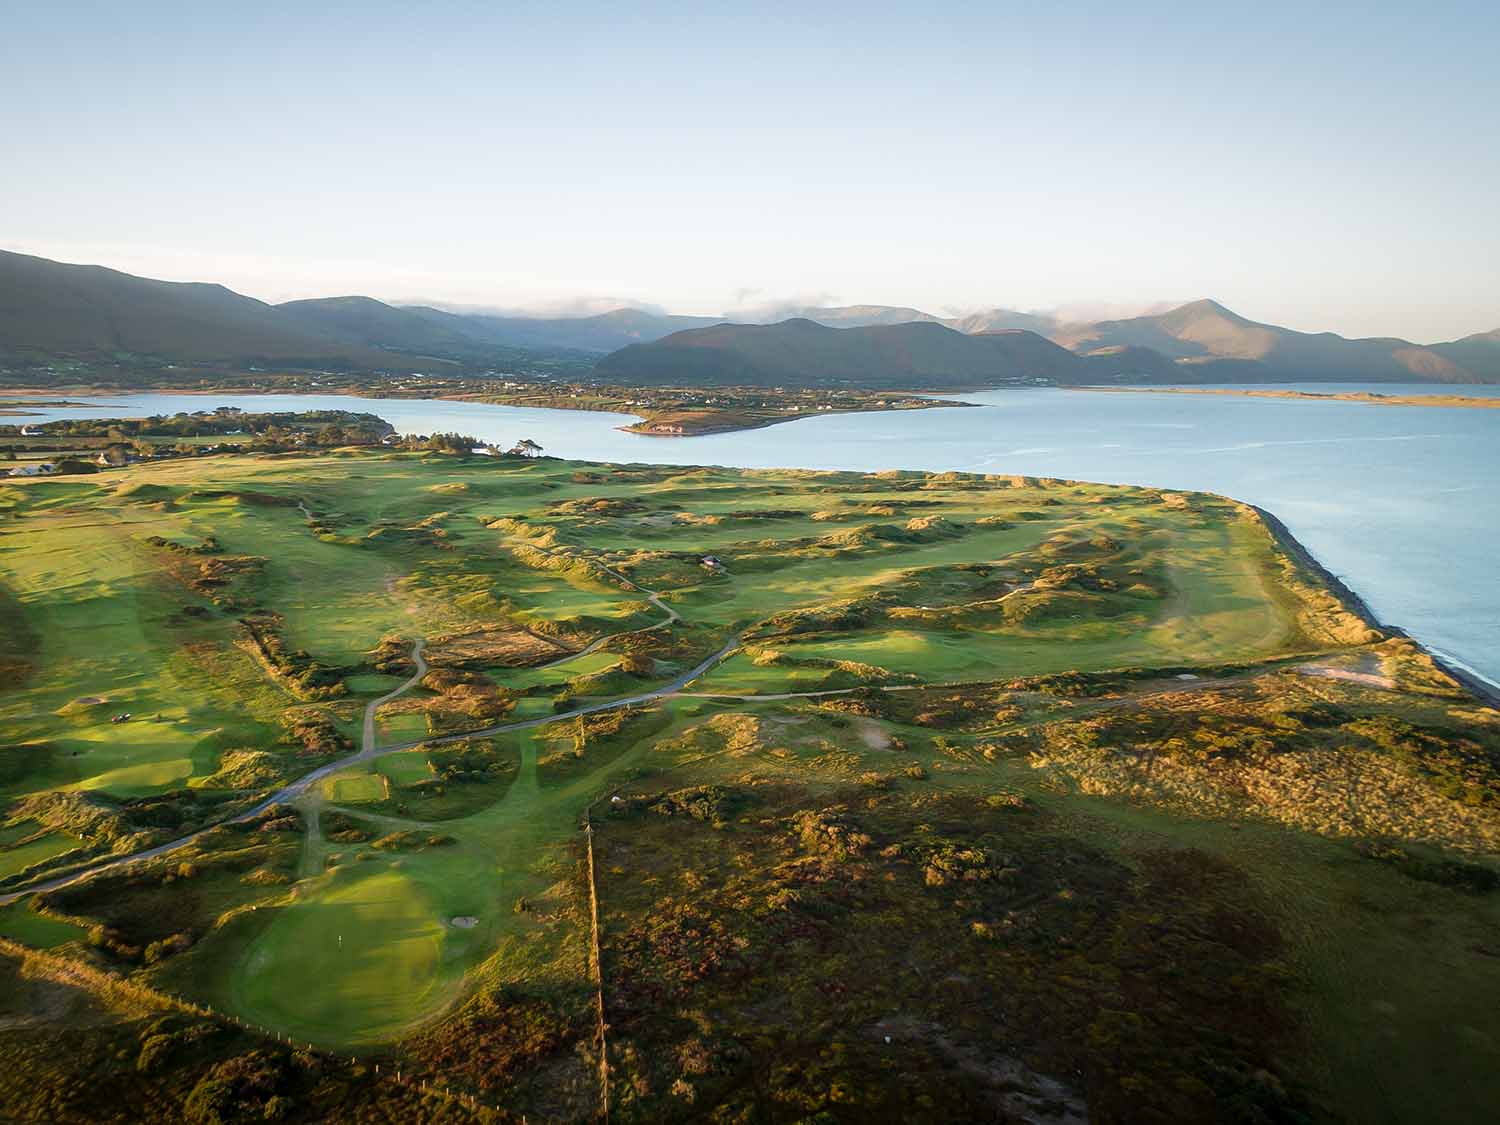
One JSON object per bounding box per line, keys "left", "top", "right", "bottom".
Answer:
{"left": 1, "top": 449, "right": 1498, "bottom": 1121}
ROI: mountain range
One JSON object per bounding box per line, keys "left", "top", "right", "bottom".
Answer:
{"left": 1054, "top": 299, "right": 1481, "bottom": 383}
{"left": 0, "top": 251, "right": 395, "bottom": 371}
{"left": 594, "top": 319, "right": 1089, "bottom": 388}
{"left": 1, "top": 249, "right": 1496, "bottom": 387}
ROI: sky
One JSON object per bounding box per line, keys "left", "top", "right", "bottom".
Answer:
{"left": 3, "top": 0, "right": 1496, "bottom": 343}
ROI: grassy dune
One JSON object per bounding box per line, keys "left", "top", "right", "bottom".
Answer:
{"left": 1, "top": 448, "right": 1497, "bottom": 1122}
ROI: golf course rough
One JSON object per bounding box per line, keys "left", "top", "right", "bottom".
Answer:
{"left": 2, "top": 448, "right": 1498, "bottom": 1123}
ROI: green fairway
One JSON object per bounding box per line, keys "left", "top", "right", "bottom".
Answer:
{"left": 496, "top": 649, "right": 619, "bottom": 691}
{"left": 7, "top": 448, "right": 1497, "bottom": 1122}
{"left": 0, "top": 901, "right": 87, "bottom": 948}
{"left": 375, "top": 709, "right": 431, "bottom": 744}
{"left": 376, "top": 750, "right": 433, "bottom": 785}
{"left": 0, "top": 831, "right": 82, "bottom": 879}
{"left": 345, "top": 672, "right": 404, "bottom": 694}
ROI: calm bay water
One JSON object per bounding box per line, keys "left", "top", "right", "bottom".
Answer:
{"left": 15, "top": 387, "right": 1499, "bottom": 689}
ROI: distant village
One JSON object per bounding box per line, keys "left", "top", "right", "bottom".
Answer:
{"left": 2, "top": 405, "right": 550, "bottom": 476}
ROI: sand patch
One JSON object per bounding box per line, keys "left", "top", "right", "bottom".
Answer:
{"left": 450, "top": 916, "right": 479, "bottom": 929}
{"left": 426, "top": 627, "right": 569, "bottom": 668}
{"left": 1299, "top": 664, "right": 1396, "bottom": 690}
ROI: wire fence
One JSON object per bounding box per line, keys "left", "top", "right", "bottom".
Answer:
{"left": 0, "top": 935, "right": 510, "bottom": 1119}
{"left": 1, "top": 783, "right": 622, "bottom": 1121}
{"left": 583, "top": 805, "right": 611, "bottom": 1121}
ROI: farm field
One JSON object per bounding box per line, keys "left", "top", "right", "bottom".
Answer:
{"left": 2, "top": 447, "right": 1499, "bottom": 1122}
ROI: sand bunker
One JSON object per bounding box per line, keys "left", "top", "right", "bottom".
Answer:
{"left": 450, "top": 916, "right": 479, "bottom": 929}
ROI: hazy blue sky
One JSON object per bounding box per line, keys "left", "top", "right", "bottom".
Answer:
{"left": 4, "top": 0, "right": 1496, "bottom": 341}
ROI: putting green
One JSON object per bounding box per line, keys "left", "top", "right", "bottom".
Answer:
{"left": 231, "top": 868, "right": 454, "bottom": 1044}
{"left": 322, "top": 773, "right": 387, "bottom": 803}
{"left": 2, "top": 452, "right": 1379, "bottom": 1059}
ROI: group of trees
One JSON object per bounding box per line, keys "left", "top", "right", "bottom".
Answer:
{"left": 8, "top": 408, "right": 392, "bottom": 442}
{"left": 4, "top": 413, "right": 549, "bottom": 463}
{"left": 388, "top": 433, "right": 546, "bottom": 457}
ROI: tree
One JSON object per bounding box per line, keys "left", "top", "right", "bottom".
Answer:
{"left": 509, "top": 438, "right": 544, "bottom": 458}
{"left": 425, "top": 432, "right": 476, "bottom": 453}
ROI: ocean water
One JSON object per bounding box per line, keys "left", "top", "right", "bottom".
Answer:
{"left": 13, "top": 387, "right": 1498, "bottom": 689}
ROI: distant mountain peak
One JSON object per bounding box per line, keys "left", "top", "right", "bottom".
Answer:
{"left": 1167, "top": 297, "right": 1241, "bottom": 320}
{"left": 593, "top": 317, "right": 1083, "bottom": 388}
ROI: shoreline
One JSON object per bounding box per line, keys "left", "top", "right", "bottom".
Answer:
{"left": 1072, "top": 386, "right": 1500, "bottom": 409}
{"left": 1252, "top": 503, "right": 1500, "bottom": 709}
{"left": 0, "top": 386, "right": 964, "bottom": 439}
{"left": 6, "top": 386, "right": 1494, "bottom": 703}
{"left": 615, "top": 400, "right": 971, "bottom": 437}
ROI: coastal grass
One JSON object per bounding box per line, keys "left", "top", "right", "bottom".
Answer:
{"left": 4, "top": 448, "right": 1497, "bottom": 1120}
{"left": 1049, "top": 784, "right": 1500, "bottom": 1125}
{"left": 0, "top": 502, "right": 295, "bottom": 802}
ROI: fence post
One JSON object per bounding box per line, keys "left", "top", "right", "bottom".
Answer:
{"left": 584, "top": 808, "right": 610, "bottom": 1121}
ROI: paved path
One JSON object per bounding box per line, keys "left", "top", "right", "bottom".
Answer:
{"left": 0, "top": 551, "right": 692, "bottom": 904}
{"left": 0, "top": 625, "right": 741, "bottom": 904}
{"left": 2, "top": 519, "right": 1307, "bottom": 911}
{"left": 0, "top": 640, "right": 429, "bottom": 905}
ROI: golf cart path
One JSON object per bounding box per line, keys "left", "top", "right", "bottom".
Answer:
{"left": 0, "top": 640, "right": 428, "bottom": 905}
{"left": 0, "top": 626, "right": 740, "bottom": 905}
{"left": 532, "top": 554, "right": 682, "bottom": 670}
{"left": 0, "top": 538, "right": 1309, "bottom": 907}
{"left": 0, "top": 557, "right": 700, "bottom": 904}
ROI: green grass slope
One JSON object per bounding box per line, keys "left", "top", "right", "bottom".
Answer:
{"left": 0, "top": 449, "right": 1497, "bottom": 1122}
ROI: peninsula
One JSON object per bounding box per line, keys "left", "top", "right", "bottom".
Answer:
{"left": 1073, "top": 386, "right": 1500, "bottom": 409}
{"left": 2, "top": 447, "right": 1498, "bottom": 1122}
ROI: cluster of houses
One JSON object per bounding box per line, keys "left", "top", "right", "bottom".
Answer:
{"left": 6, "top": 442, "right": 140, "bottom": 476}
{"left": 7, "top": 461, "right": 55, "bottom": 477}
{"left": 471, "top": 439, "right": 545, "bottom": 457}
{"left": 7, "top": 433, "right": 548, "bottom": 477}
